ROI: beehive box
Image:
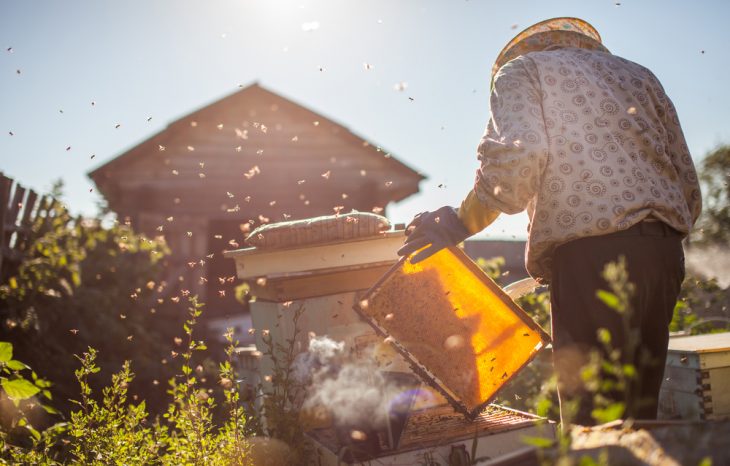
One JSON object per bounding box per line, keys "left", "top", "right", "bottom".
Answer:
{"left": 659, "top": 332, "right": 730, "bottom": 420}
{"left": 355, "top": 246, "right": 550, "bottom": 419}
{"left": 308, "top": 403, "right": 552, "bottom": 465}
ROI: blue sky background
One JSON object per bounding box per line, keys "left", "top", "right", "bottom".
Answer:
{"left": 2, "top": 0, "right": 728, "bottom": 239}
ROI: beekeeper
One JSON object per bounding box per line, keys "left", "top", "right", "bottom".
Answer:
{"left": 399, "top": 17, "right": 702, "bottom": 425}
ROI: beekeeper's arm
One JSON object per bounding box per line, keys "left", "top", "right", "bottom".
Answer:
{"left": 399, "top": 56, "right": 547, "bottom": 262}
{"left": 470, "top": 55, "right": 549, "bottom": 222}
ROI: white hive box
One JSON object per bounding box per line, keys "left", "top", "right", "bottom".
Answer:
{"left": 224, "top": 231, "right": 409, "bottom": 380}
{"left": 224, "top": 231, "right": 404, "bottom": 301}
{"left": 659, "top": 332, "right": 730, "bottom": 420}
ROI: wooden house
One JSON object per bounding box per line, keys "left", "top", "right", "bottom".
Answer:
{"left": 89, "top": 83, "right": 424, "bottom": 316}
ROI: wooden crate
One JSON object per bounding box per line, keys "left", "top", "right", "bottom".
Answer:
{"left": 659, "top": 332, "right": 730, "bottom": 420}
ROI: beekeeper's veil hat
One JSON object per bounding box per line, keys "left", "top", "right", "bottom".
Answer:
{"left": 492, "top": 17, "right": 609, "bottom": 79}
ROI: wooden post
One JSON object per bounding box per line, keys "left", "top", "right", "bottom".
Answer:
{"left": 0, "top": 174, "right": 12, "bottom": 275}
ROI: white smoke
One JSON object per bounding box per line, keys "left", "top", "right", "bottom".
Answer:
{"left": 686, "top": 245, "right": 730, "bottom": 287}
{"left": 297, "top": 336, "right": 407, "bottom": 429}
{"left": 308, "top": 336, "right": 345, "bottom": 363}
{"left": 292, "top": 335, "right": 345, "bottom": 382}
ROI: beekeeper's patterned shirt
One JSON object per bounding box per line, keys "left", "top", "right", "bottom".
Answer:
{"left": 474, "top": 47, "right": 702, "bottom": 282}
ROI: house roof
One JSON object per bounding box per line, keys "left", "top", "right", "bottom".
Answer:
{"left": 88, "top": 83, "right": 425, "bottom": 202}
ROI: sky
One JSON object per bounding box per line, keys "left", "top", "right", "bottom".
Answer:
{"left": 2, "top": 0, "right": 729, "bottom": 240}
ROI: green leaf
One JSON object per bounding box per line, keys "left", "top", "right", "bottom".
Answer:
{"left": 2, "top": 378, "right": 41, "bottom": 400}
{"left": 536, "top": 397, "right": 553, "bottom": 418}
{"left": 27, "top": 426, "right": 41, "bottom": 441}
{"left": 521, "top": 435, "right": 555, "bottom": 448}
{"left": 597, "top": 328, "right": 612, "bottom": 345}
{"left": 622, "top": 364, "right": 637, "bottom": 379}
{"left": 70, "top": 271, "right": 81, "bottom": 287}
{"left": 578, "top": 455, "right": 600, "bottom": 466}
{"left": 0, "top": 342, "right": 12, "bottom": 363}
{"left": 591, "top": 402, "right": 625, "bottom": 424}
{"left": 6, "top": 360, "right": 29, "bottom": 371}
{"left": 596, "top": 290, "right": 620, "bottom": 310}
{"left": 234, "top": 282, "right": 250, "bottom": 304}
{"left": 35, "top": 378, "right": 52, "bottom": 388}
{"left": 42, "top": 404, "right": 60, "bottom": 415}
{"left": 698, "top": 456, "right": 713, "bottom": 466}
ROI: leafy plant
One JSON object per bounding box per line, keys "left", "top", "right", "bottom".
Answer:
{"left": 475, "top": 256, "right": 505, "bottom": 282}
{"left": 0, "top": 201, "right": 180, "bottom": 418}
{"left": 1, "top": 298, "right": 249, "bottom": 464}
{"left": 589, "top": 256, "right": 637, "bottom": 424}
{"left": 0, "top": 341, "right": 57, "bottom": 445}
{"left": 67, "top": 350, "right": 159, "bottom": 464}
{"left": 162, "top": 298, "right": 249, "bottom": 465}
{"left": 672, "top": 274, "right": 730, "bottom": 335}
{"left": 694, "top": 145, "right": 730, "bottom": 245}
{"left": 250, "top": 304, "right": 312, "bottom": 465}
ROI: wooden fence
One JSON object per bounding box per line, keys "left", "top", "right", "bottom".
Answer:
{"left": 1, "top": 173, "right": 194, "bottom": 307}
{"left": 0, "top": 172, "right": 68, "bottom": 283}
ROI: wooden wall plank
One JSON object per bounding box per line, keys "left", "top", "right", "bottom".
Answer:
{"left": 0, "top": 174, "right": 12, "bottom": 272}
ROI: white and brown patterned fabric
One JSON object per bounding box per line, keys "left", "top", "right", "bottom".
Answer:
{"left": 474, "top": 47, "right": 702, "bottom": 282}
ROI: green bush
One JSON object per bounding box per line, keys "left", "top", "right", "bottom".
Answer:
{"left": 0, "top": 203, "right": 182, "bottom": 419}
{"left": 1, "top": 298, "right": 250, "bottom": 465}
{"left": 672, "top": 274, "right": 730, "bottom": 335}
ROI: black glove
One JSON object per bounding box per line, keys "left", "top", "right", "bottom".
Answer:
{"left": 397, "top": 206, "right": 470, "bottom": 264}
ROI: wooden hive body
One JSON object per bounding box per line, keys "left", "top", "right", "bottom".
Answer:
{"left": 659, "top": 332, "right": 730, "bottom": 420}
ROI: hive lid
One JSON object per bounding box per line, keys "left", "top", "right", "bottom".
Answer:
{"left": 223, "top": 231, "right": 404, "bottom": 280}
{"left": 668, "top": 332, "right": 730, "bottom": 354}
{"left": 354, "top": 246, "right": 550, "bottom": 419}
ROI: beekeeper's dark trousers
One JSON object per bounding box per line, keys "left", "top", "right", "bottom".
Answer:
{"left": 549, "top": 221, "right": 685, "bottom": 426}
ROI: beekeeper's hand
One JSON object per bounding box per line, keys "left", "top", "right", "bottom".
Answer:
{"left": 397, "top": 206, "right": 470, "bottom": 264}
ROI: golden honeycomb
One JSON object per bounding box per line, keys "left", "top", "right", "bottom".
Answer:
{"left": 357, "top": 246, "right": 550, "bottom": 417}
